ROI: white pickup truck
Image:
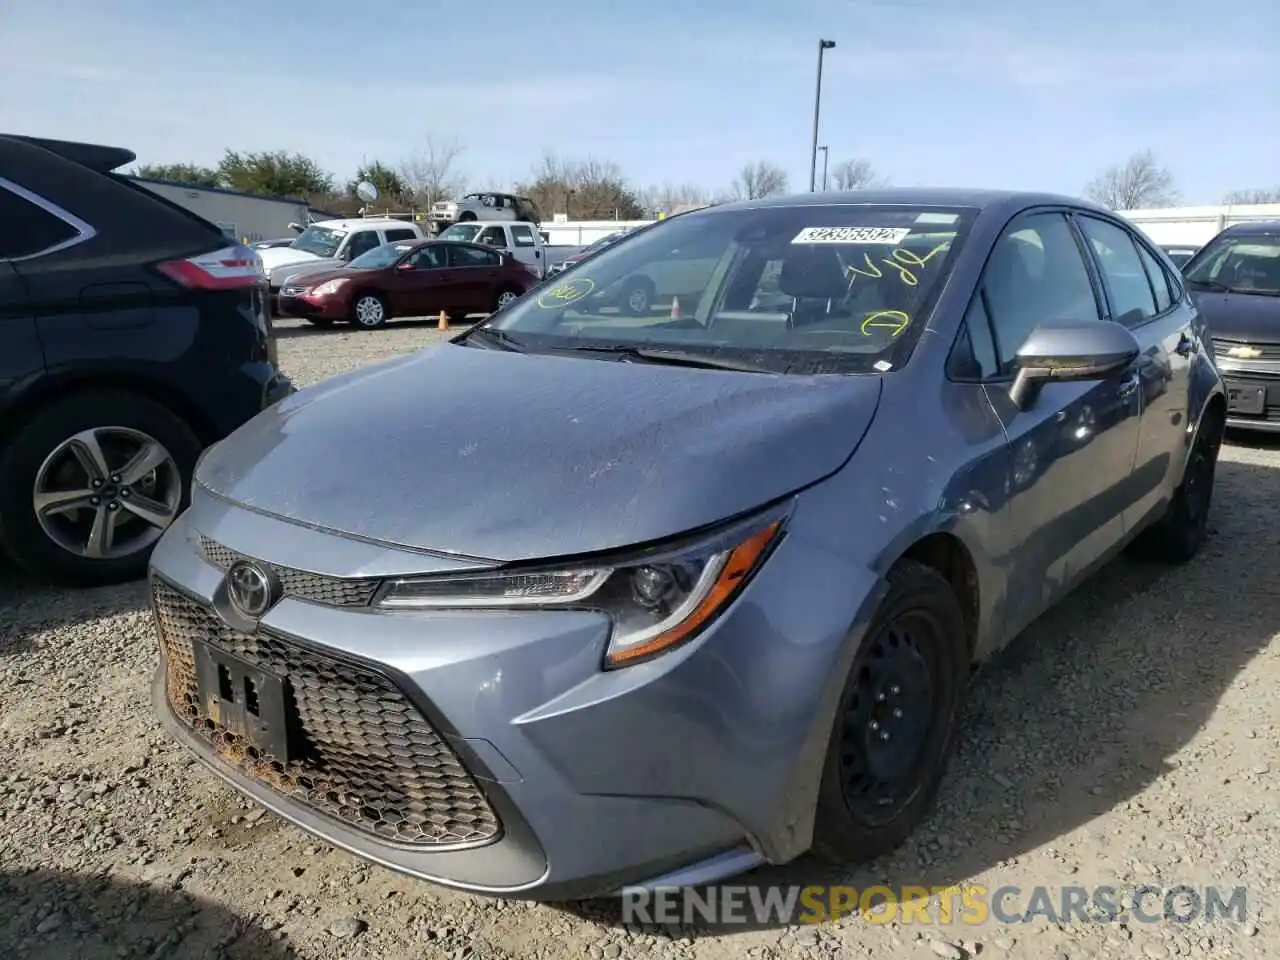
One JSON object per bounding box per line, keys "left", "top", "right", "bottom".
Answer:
{"left": 258, "top": 217, "right": 427, "bottom": 308}
{"left": 437, "top": 221, "right": 549, "bottom": 278}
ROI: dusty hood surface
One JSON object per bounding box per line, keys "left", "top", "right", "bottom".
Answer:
{"left": 197, "top": 344, "right": 884, "bottom": 562}
{"left": 1193, "top": 289, "right": 1280, "bottom": 343}
{"left": 258, "top": 246, "right": 323, "bottom": 276}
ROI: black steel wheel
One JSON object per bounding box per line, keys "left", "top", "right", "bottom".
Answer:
{"left": 812, "top": 558, "right": 969, "bottom": 863}
{"left": 1129, "top": 406, "right": 1223, "bottom": 563}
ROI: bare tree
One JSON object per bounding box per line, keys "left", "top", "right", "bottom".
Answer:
{"left": 398, "top": 136, "right": 466, "bottom": 209}
{"left": 1084, "top": 150, "right": 1179, "bottom": 210}
{"left": 1223, "top": 187, "right": 1280, "bottom": 204}
{"left": 513, "top": 154, "right": 645, "bottom": 220}
{"left": 732, "top": 160, "right": 789, "bottom": 201}
{"left": 639, "top": 182, "right": 709, "bottom": 217}
{"left": 830, "top": 157, "right": 888, "bottom": 191}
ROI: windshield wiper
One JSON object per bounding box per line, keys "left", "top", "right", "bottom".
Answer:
{"left": 1186, "top": 278, "right": 1229, "bottom": 292}
{"left": 461, "top": 326, "right": 526, "bottom": 351}
{"left": 558, "top": 343, "right": 778, "bottom": 373}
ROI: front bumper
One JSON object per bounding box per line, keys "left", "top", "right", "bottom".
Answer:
{"left": 1217, "top": 361, "right": 1280, "bottom": 433}
{"left": 278, "top": 294, "right": 346, "bottom": 321}
{"left": 147, "top": 492, "right": 874, "bottom": 898}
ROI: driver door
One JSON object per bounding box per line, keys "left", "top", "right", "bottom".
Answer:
{"left": 974, "top": 210, "right": 1143, "bottom": 638}
{"left": 387, "top": 244, "right": 448, "bottom": 315}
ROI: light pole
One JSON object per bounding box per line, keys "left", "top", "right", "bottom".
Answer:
{"left": 819, "top": 145, "right": 829, "bottom": 191}
{"left": 809, "top": 39, "right": 836, "bottom": 192}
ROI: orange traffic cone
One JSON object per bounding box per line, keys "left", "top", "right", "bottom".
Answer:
{"left": 438, "top": 310, "right": 449, "bottom": 331}
{"left": 670, "top": 297, "right": 681, "bottom": 319}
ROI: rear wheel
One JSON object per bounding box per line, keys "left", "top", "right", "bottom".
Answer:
{"left": 0, "top": 390, "right": 202, "bottom": 585}
{"left": 350, "top": 292, "right": 389, "bottom": 329}
{"left": 811, "top": 559, "right": 969, "bottom": 863}
{"left": 619, "top": 277, "right": 655, "bottom": 316}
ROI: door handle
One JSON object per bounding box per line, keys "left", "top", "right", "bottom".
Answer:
{"left": 1118, "top": 375, "right": 1140, "bottom": 398}
{"left": 1175, "top": 333, "right": 1195, "bottom": 356}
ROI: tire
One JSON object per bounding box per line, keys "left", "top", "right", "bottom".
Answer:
{"left": 811, "top": 559, "right": 969, "bottom": 864}
{"left": 0, "top": 390, "right": 203, "bottom": 586}
{"left": 350, "top": 292, "right": 389, "bottom": 329}
{"left": 458, "top": 212, "right": 477, "bottom": 223}
{"left": 305, "top": 317, "right": 336, "bottom": 328}
{"left": 493, "top": 287, "right": 522, "bottom": 312}
{"left": 618, "top": 277, "right": 655, "bottom": 316}
{"left": 1128, "top": 407, "right": 1224, "bottom": 563}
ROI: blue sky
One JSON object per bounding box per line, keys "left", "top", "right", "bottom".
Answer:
{"left": 2, "top": 0, "right": 1276, "bottom": 203}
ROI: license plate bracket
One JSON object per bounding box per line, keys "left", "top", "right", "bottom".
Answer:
{"left": 1227, "top": 383, "right": 1266, "bottom": 415}
{"left": 192, "top": 641, "right": 294, "bottom": 762}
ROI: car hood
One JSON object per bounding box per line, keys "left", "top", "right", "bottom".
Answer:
{"left": 257, "top": 247, "right": 323, "bottom": 272}
{"left": 196, "top": 344, "right": 884, "bottom": 562}
{"left": 1192, "top": 289, "right": 1280, "bottom": 343}
{"left": 279, "top": 267, "right": 361, "bottom": 290}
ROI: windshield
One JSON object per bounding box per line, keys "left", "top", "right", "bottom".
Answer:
{"left": 440, "top": 224, "right": 481, "bottom": 243}
{"left": 482, "top": 204, "right": 975, "bottom": 373}
{"left": 348, "top": 242, "right": 416, "bottom": 270}
{"left": 1184, "top": 234, "right": 1280, "bottom": 294}
{"left": 291, "top": 226, "right": 346, "bottom": 258}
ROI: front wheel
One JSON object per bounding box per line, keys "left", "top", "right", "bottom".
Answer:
{"left": 493, "top": 287, "right": 522, "bottom": 312}
{"left": 0, "top": 390, "right": 202, "bottom": 585}
{"left": 811, "top": 559, "right": 969, "bottom": 864}
{"left": 350, "top": 292, "right": 389, "bottom": 329}
{"left": 618, "top": 277, "right": 655, "bottom": 316}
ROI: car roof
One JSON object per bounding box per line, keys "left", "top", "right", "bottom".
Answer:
{"left": 311, "top": 217, "right": 418, "bottom": 231}
{"left": 705, "top": 187, "right": 1111, "bottom": 218}
{"left": 1221, "top": 220, "right": 1280, "bottom": 236}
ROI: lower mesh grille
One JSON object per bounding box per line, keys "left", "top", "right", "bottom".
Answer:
{"left": 152, "top": 579, "right": 501, "bottom": 848}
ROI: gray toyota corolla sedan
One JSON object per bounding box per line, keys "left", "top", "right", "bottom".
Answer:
{"left": 149, "top": 189, "right": 1226, "bottom": 900}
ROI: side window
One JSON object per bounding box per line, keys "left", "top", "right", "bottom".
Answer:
{"left": 950, "top": 297, "right": 1000, "bottom": 379}
{"left": 1076, "top": 216, "right": 1158, "bottom": 328}
{"left": 0, "top": 186, "right": 83, "bottom": 259}
{"left": 384, "top": 229, "right": 416, "bottom": 243}
{"left": 981, "top": 212, "right": 1102, "bottom": 372}
{"left": 345, "top": 231, "right": 381, "bottom": 260}
{"left": 450, "top": 246, "right": 500, "bottom": 267}
{"left": 407, "top": 245, "right": 445, "bottom": 268}
{"left": 1134, "top": 241, "right": 1173, "bottom": 313}
{"left": 510, "top": 225, "right": 536, "bottom": 248}
{"left": 476, "top": 226, "right": 507, "bottom": 249}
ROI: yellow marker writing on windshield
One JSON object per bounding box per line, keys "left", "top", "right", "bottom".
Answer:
{"left": 860, "top": 310, "right": 911, "bottom": 337}
{"left": 847, "top": 242, "right": 951, "bottom": 287}
{"left": 536, "top": 278, "right": 596, "bottom": 309}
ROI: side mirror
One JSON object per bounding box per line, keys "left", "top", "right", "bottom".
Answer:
{"left": 1008, "top": 319, "right": 1140, "bottom": 408}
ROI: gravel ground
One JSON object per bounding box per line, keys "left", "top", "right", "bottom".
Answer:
{"left": 2, "top": 316, "right": 1277, "bottom": 960}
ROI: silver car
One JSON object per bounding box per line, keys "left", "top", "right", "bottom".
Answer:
{"left": 149, "top": 189, "right": 1225, "bottom": 901}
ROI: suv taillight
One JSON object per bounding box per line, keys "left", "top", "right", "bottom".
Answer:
{"left": 156, "top": 244, "right": 264, "bottom": 290}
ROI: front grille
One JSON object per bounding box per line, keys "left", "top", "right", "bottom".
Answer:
{"left": 153, "top": 579, "right": 502, "bottom": 847}
{"left": 199, "top": 535, "right": 380, "bottom": 607}
{"left": 1212, "top": 339, "right": 1280, "bottom": 362}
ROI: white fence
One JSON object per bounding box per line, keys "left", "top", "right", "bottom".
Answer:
{"left": 1118, "top": 203, "right": 1280, "bottom": 248}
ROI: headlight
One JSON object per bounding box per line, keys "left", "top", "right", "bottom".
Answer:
{"left": 374, "top": 514, "right": 786, "bottom": 668}
{"left": 311, "top": 279, "right": 345, "bottom": 296}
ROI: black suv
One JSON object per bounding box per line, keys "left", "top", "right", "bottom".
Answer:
{"left": 0, "top": 135, "right": 293, "bottom": 585}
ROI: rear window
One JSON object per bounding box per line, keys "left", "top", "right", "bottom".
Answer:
{"left": 0, "top": 185, "right": 82, "bottom": 259}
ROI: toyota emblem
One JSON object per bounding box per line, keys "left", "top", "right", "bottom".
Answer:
{"left": 225, "top": 560, "right": 277, "bottom": 619}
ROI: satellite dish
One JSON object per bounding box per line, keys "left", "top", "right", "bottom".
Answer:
{"left": 355, "top": 181, "right": 379, "bottom": 203}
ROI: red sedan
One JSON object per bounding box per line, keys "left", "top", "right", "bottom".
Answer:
{"left": 277, "top": 239, "right": 540, "bottom": 329}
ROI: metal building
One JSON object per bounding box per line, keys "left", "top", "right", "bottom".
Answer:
{"left": 126, "top": 177, "right": 324, "bottom": 245}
